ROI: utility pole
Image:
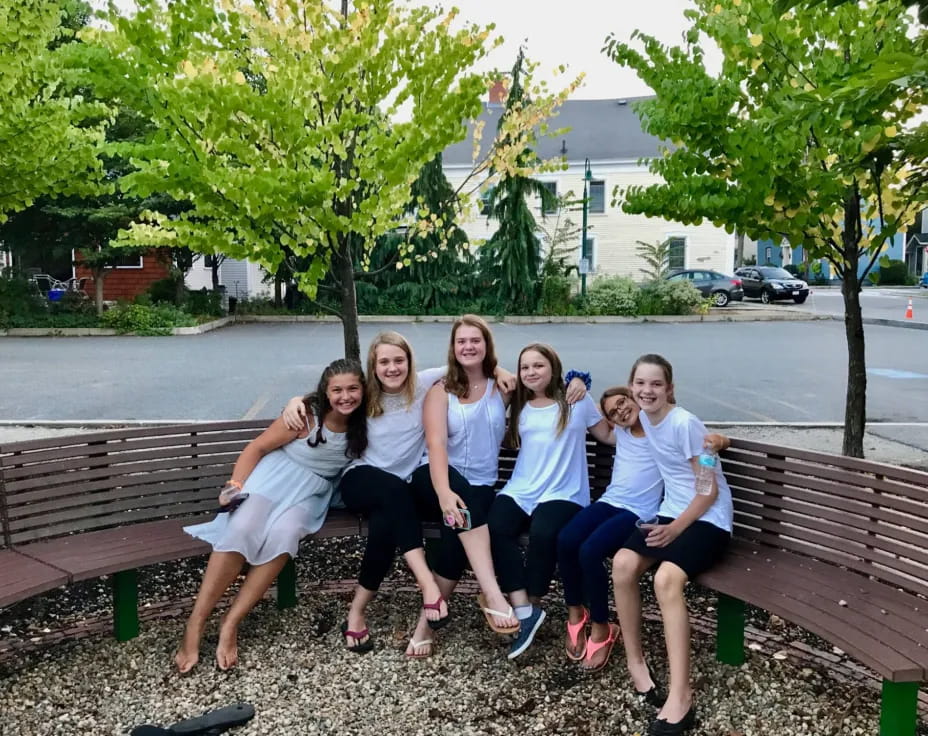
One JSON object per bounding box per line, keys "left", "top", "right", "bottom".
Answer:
{"left": 580, "top": 158, "right": 592, "bottom": 296}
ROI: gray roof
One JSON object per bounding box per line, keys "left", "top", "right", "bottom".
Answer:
{"left": 442, "top": 96, "right": 664, "bottom": 167}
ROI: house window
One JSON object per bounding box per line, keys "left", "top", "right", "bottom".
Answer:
{"left": 764, "top": 246, "right": 773, "bottom": 264}
{"left": 114, "top": 252, "right": 143, "bottom": 269}
{"left": 589, "top": 180, "right": 606, "bottom": 213}
{"left": 540, "top": 181, "right": 557, "bottom": 214}
{"left": 480, "top": 185, "right": 496, "bottom": 216}
{"left": 580, "top": 236, "right": 597, "bottom": 274}
{"left": 667, "top": 237, "right": 686, "bottom": 272}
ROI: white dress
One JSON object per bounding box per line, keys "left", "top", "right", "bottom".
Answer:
{"left": 184, "top": 421, "right": 350, "bottom": 565}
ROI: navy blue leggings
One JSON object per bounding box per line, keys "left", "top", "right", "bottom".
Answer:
{"left": 557, "top": 501, "right": 640, "bottom": 623}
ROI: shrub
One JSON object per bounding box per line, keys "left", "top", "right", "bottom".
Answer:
{"left": 186, "top": 287, "right": 224, "bottom": 317}
{"left": 147, "top": 275, "right": 186, "bottom": 305}
{"left": 638, "top": 279, "right": 704, "bottom": 315}
{"left": 539, "top": 274, "right": 573, "bottom": 316}
{"left": 585, "top": 276, "right": 639, "bottom": 316}
{"left": 101, "top": 303, "right": 196, "bottom": 335}
{"left": 876, "top": 258, "right": 913, "bottom": 286}
{"left": 0, "top": 269, "right": 45, "bottom": 328}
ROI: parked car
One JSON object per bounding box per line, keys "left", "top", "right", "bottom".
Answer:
{"left": 734, "top": 266, "right": 810, "bottom": 304}
{"left": 664, "top": 269, "right": 743, "bottom": 307}
{"left": 921, "top": 272, "right": 928, "bottom": 288}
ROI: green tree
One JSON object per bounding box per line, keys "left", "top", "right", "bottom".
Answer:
{"left": 605, "top": 0, "right": 928, "bottom": 457}
{"left": 86, "top": 0, "right": 576, "bottom": 359}
{"left": 0, "top": 0, "right": 109, "bottom": 222}
{"left": 481, "top": 50, "right": 561, "bottom": 313}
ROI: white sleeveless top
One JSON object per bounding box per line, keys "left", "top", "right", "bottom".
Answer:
{"left": 443, "top": 379, "right": 507, "bottom": 487}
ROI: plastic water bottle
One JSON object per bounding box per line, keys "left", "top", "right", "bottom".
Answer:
{"left": 695, "top": 449, "right": 718, "bottom": 495}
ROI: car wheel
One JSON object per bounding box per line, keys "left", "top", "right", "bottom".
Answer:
{"left": 761, "top": 289, "right": 772, "bottom": 304}
{"left": 794, "top": 296, "right": 807, "bottom": 304}
{"left": 712, "top": 290, "right": 729, "bottom": 307}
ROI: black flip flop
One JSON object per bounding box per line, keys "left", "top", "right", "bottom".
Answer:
{"left": 341, "top": 621, "right": 374, "bottom": 654}
{"left": 131, "top": 703, "right": 255, "bottom": 735}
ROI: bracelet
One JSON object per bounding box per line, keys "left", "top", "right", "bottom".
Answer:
{"left": 565, "top": 370, "right": 592, "bottom": 391}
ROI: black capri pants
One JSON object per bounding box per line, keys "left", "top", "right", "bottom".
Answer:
{"left": 338, "top": 465, "right": 424, "bottom": 592}
{"left": 409, "top": 464, "right": 496, "bottom": 582}
{"left": 488, "top": 494, "right": 581, "bottom": 599}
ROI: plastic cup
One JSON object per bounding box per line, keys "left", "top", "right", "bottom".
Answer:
{"left": 636, "top": 515, "right": 660, "bottom": 530}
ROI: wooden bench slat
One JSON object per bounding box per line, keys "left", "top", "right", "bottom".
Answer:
{"left": 731, "top": 494, "right": 928, "bottom": 568}
{"left": 0, "top": 421, "right": 268, "bottom": 456}
{"left": 726, "top": 465, "right": 928, "bottom": 536}
{"left": 732, "top": 519, "right": 928, "bottom": 599}
{"left": 3, "top": 453, "right": 240, "bottom": 494}
{"left": 723, "top": 446, "right": 928, "bottom": 500}
{"left": 0, "top": 549, "right": 70, "bottom": 608}
{"left": 2, "top": 441, "right": 254, "bottom": 481}
{"left": 726, "top": 438, "right": 928, "bottom": 487}
{"left": 721, "top": 545, "right": 928, "bottom": 647}
{"left": 698, "top": 544, "right": 926, "bottom": 681}
{"left": 8, "top": 467, "right": 230, "bottom": 508}
{"left": 0, "top": 429, "right": 263, "bottom": 469}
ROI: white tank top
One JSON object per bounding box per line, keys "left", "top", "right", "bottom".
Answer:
{"left": 445, "top": 379, "right": 507, "bottom": 487}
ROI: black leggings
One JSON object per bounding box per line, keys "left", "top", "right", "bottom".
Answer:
{"left": 338, "top": 465, "right": 424, "bottom": 592}
{"left": 409, "top": 464, "right": 496, "bottom": 582}
{"left": 488, "top": 494, "right": 581, "bottom": 599}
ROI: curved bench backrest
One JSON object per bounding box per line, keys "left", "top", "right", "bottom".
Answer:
{"left": 723, "top": 438, "right": 928, "bottom": 600}
{"left": 0, "top": 422, "right": 267, "bottom": 545}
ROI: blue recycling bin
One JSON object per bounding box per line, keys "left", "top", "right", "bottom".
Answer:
{"left": 47, "top": 289, "right": 65, "bottom": 302}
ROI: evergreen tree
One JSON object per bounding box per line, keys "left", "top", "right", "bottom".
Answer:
{"left": 481, "top": 49, "right": 558, "bottom": 313}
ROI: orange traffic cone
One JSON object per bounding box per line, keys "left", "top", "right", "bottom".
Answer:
{"left": 905, "top": 298, "right": 914, "bottom": 320}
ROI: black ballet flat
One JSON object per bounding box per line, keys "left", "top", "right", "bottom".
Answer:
{"left": 648, "top": 705, "right": 696, "bottom": 736}
{"left": 636, "top": 664, "right": 665, "bottom": 708}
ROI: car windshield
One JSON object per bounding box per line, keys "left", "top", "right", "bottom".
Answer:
{"left": 759, "top": 267, "right": 793, "bottom": 279}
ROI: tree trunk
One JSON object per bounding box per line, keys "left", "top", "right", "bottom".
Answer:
{"left": 211, "top": 261, "right": 220, "bottom": 290}
{"left": 734, "top": 231, "right": 745, "bottom": 269}
{"left": 841, "top": 211, "right": 866, "bottom": 458}
{"left": 273, "top": 271, "right": 283, "bottom": 308}
{"left": 336, "top": 237, "right": 361, "bottom": 362}
{"left": 93, "top": 270, "right": 106, "bottom": 317}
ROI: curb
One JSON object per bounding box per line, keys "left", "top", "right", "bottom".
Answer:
{"left": 0, "top": 315, "right": 235, "bottom": 338}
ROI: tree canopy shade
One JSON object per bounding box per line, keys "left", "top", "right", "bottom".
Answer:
{"left": 605, "top": 0, "right": 928, "bottom": 457}
{"left": 0, "top": 0, "right": 110, "bottom": 222}
{"left": 85, "top": 0, "right": 576, "bottom": 359}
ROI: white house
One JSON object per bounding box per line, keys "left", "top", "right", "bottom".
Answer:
{"left": 184, "top": 256, "right": 273, "bottom": 299}
{"left": 442, "top": 95, "right": 744, "bottom": 280}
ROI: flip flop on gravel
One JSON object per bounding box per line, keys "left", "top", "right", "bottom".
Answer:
{"left": 341, "top": 622, "right": 374, "bottom": 654}
{"left": 477, "top": 593, "right": 520, "bottom": 635}
{"left": 581, "top": 622, "right": 620, "bottom": 672}
{"left": 405, "top": 637, "right": 434, "bottom": 659}
{"left": 424, "top": 594, "right": 451, "bottom": 631}
{"left": 565, "top": 607, "right": 589, "bottom": 661}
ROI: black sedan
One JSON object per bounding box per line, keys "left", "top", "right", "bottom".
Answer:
{"left": 734, "top": 266, "right": 810, "bottom": 304}
{"left": 664, "top": 269, "right": 744, "bottom": 307}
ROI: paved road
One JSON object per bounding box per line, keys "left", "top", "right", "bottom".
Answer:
{"left": 763, "top": 286, "right": 928, "bottom": 324}
{"left": 2, "top": 320, "right": 927, "bottom": 424}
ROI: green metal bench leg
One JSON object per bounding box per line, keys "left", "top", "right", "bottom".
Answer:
{"left": 276, "top": 557, "right": 297, "bottom": 610}
{"left": 112, "top": 569, "right": 139, "bottom": 641}
{"left": 880, "top": 680, "right": 918, "bottom": 736}
{"left": 715, "top": 593, "right": 745, "bottom": 666}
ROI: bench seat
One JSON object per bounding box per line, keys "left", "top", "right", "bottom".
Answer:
{"left": 698, "top": 541, "right": 928, "bottom": 683}
{"left": 0, "top": 549, "right": 69, "bottom": 608}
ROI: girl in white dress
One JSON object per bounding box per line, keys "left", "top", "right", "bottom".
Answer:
{"left": 176, "top": 359, "right": 367, "bottom": 672}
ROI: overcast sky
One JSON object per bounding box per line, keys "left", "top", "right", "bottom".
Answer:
{"left": 435, "top": 0, "right": 720, "bottom": 99}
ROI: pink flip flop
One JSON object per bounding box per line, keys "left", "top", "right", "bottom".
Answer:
{"left": 581, "top": 622, "right": 620, "bottom": 672}
{"left": 424, "top": 594, "right": 451, "bottom": 631}
{"left": 565, "top": 608, "right": 589, "bottom": 661}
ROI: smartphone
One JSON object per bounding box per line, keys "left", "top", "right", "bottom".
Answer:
{"left": 442, "top": 508, "right": 472, "bottom": 530}
{"left": 216, "top": 491, "right": 249, "bottom": 514}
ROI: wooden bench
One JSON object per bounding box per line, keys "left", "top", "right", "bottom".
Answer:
{"left": 1, "top": 423, "right": 926, "bottom": 735}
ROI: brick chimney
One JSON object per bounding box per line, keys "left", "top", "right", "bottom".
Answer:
{"left": 488, "top": 79, "right": 508, "bottom": 104}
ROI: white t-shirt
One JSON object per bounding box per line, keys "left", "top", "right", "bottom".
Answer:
{"left": 598, "top": 427, "right": 663, "bottom": 519}
{"left": 500, "top": 394, "right": 602, "bottom": 514}
{"left": 348, "top": 367, "right": 445, "bottom": 481}
{"left": 639, "top": 406, "right": 733, "bottom": 532}
{"left": 425, "top": 379, "right": 506, "bottom": 487}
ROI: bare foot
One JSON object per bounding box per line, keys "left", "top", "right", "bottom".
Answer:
{"left": 627, "top": 657, "right": 656, "bottom": 692}
{"left": 344, "top": 611, "right": 370, "bottom": 650}
{"left": 405, "top": 613, "right": 434, "bottom": 658}
{"left": 483, "top": 592, "right": 518, "bottom": 630}
{"left": 175, "top": 625, "right": 202, "bottom": 673}
{"left": 566, "top": 626, "right": 586, "bottom": 659}
{"left": 216, "top": 619, "right": 239, "bottom": 671}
